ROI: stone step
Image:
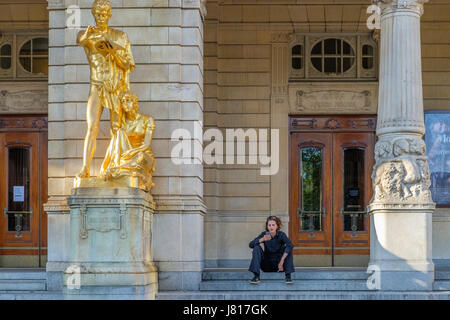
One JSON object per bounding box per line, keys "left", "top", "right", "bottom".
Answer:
{"left": 202, "top": 268, "right": 368, "bottom": 281}
{"left": 0, "top": 291, "right": 62, "bottom": 300}
{"left": 435, "top": 269, "right": 450, "bottom": 280}
{"left": 156, "top": 291, "right": 450, "bottom": 300}
{"left": 199, "top": 279, "right": 369, "bottom": 291}
{"left": 433, "top": 281, "right": 450, "bottom": 291}
{"left": 0, "top": 269, "right": 47, "bottom": 291}
{"left": 0, "top": 280, "right": 46, "bottom": 291}
{"left": 0, "top": 269, "right": 46, "bottom": 281}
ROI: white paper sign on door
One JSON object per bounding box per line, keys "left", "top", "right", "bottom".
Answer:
{"left": 13, "top": 186, "right": 25, "bottom": 202}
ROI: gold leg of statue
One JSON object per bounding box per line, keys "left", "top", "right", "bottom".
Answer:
{"left": 78, "top": 85, "right": 103, "bottom": 178}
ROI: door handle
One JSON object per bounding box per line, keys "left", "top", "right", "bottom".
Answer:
{"left": 3, "top": 209, "right": 33, "bottom": 218}
{"left": 297, "top": 208, "right": 326, "bottom": 217}
{"left": 340, "top": 208, "right": 367, "bottom": 217}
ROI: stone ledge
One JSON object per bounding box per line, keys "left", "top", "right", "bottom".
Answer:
{"left": 154, "top": 195, "right": 207, "bottom": 214}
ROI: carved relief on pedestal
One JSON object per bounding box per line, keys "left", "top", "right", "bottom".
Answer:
{"left": 371, "top": 135, "right": 434, "bottom": 206}
{"left": 288, "top": 82, "right": 378, "bottom": 115}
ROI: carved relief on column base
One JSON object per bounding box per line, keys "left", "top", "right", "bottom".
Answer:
{"left": 370, "top": 134, "right": 435, "bottom": 207}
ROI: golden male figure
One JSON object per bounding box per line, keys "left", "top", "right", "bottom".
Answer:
{"left": 77, "top": 0, "right": 135, "bottom": 178}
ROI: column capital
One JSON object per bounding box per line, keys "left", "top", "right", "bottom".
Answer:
{"left": 372, "top": 0, "right": 428, "bottom": 15}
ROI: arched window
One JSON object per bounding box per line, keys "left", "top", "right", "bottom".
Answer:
{"left": 310, "top": 38, "right": 355, "bottom": 75}
{"left": 292, "top": 45, "right": 303, "bottom": 70}
{"left": 362, "top": 44, "right": 374, "bottom": 70}
{"left": 0, "top": 44, "right": 12, "bottom": 70}
{"left": 289, "top": 34, "right": 377, "bottom": 80}
{"left": 18, "top": 38, "right": 48, "bottom": 75}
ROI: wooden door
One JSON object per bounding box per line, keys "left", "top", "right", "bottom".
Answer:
{"left": 289, "top": 116, "right": 375, "bottom": 266}
{"left": 0, "top": 116, "right": 47, "bottom": 267}
{"left": 333, "top": 132, "right": 374, "bottom": 257}
{"left": 289, "top": 132, "right": 333, "bottom": 256}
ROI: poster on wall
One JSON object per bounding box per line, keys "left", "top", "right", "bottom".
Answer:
{"left": 425, "top": 112, "right": 450, "bottom": 206}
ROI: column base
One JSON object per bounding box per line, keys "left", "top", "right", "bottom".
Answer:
{"left": 368, "top": 207, "right": 435, "bottom": 291}
{"left": 368, "top": 261, "right": 434, "bottom": 291}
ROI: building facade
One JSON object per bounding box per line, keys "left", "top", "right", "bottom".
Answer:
{"left": 0, "top": 0, "right": 450, "bottom": 297}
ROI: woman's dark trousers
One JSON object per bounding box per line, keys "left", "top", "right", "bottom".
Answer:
{"left": 248, "top": 245, "right": 295, "bottom": 275}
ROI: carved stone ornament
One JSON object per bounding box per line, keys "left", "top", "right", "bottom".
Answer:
{"left": 370, "top": 135, "right": 434, "bottom": 206}
{"left": 289, "top": 83, "right": 378, "bottom": 115}
{"left": 271, "top": 33, "right": 294, "bottom": 43}
{"left": 0, "top": 89, "right": 48, "bottom": 114}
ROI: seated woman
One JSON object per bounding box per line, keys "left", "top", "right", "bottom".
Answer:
{"left": 248, "top": 216, "right": 295, "bottom": 284}
{"left": 99, "top": 91, "right": 155, "bottom": 191}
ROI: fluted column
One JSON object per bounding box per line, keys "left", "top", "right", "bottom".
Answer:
{"left": 368, "top": 0, "right": 435, "bottom": 291}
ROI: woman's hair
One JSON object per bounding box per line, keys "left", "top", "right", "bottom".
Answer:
{"left": 121, "top": 91, "right": 139, "bottom": 111}
{"left": 265, "top": 215, "right": 282, "bottom": 232}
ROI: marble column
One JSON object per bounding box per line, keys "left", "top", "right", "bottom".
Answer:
{"left": 368, "top": 0, "right": 435, "bottom": 291}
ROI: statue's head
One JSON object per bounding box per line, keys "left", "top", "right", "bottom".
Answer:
{"left": 92, "top": 0, "right": 112, "bottom": 28}
{"left": 121, "top": 91, "right": 139, "bottom": 116}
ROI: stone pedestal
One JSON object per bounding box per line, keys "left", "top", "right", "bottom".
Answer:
{"left": 63, "top": 187, "right": 157, "bottom": 299}
{"left": 44, "top": 197, "right": 71, "bottom": 291}
{"left": 368, "top": 0, "right": 435, "bottom": 291}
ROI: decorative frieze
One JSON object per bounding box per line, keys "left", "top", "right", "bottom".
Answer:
{"left": 0, "top": 89, "right": 48, "bottom": 114}
{"left": 288, "top": 82, "right": 378, "bottom": 115}
{"left": 290, "top": 116, "right": 375, "bottom": 132}
{"left": 0, "top": 115, "right": 48, "bottom": 130}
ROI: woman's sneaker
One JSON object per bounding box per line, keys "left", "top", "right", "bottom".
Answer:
{"left": 250, "top": 275, "right": 260, "bottom": 284}
{"left": 285, "top": 274, "right": 293, "bottom": 284}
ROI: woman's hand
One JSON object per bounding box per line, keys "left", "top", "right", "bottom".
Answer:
{"left": 259, "top": 234, "right": 271, "bottom": 243}
{"left": 278, "top": 252, "right": 288, "bottom": 271}
{"left": 278, "top": 260, "right": 284, "bottom": 272}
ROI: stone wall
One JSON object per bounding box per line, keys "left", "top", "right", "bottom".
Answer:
{"left": 202, "top": 0, "right": 450, "bottom": 267}
{"left": 203, "top": 0, "right": 273, "bottom": 267}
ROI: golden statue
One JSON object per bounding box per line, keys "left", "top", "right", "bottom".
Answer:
{"left": 99, "top": 92, "right": 155, "bottom": 191}
{"left": 76, "top": 0, "right": 135, "bottom": 179}
{"left": 74, "top": 0, "right": 155, "bottom": 192}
